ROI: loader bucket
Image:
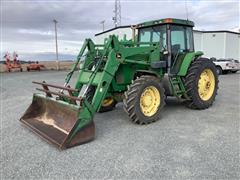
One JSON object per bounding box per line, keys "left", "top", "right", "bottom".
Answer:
{"left": 20, "top": 94, "right": 95, "bottom": 149}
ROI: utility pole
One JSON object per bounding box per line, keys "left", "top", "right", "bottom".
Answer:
{"left": 100, "top": 20, "right": 105, "bottom": 31}
{"left": 53, "top": 19, "right": 59, "bottom": 70}
{"left": 112, "top": 0, "right": 121, "bottom": 27}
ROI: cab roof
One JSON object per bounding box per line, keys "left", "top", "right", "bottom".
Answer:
{"left": 137, "top": 18, "right": 194, "bottom": 28}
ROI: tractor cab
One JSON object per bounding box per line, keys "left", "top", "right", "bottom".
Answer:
{"left": 137, "top": 18, "right": 194, "bottom": 74}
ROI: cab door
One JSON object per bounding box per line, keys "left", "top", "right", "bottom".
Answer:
{"left": 169, "top": 25, "right": 194, "bottom": 74}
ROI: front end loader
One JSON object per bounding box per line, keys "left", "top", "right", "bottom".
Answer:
{"left": 20, "top": 18, "right": 218, "bottom": 149}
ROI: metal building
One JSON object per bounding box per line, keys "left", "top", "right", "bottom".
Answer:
{"left": 94, "top": 26, "right": 240, "bottom": 60}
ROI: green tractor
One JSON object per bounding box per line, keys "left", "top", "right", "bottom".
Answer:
{"left": 20, "top": 18, "right": 218, "bottom": 149}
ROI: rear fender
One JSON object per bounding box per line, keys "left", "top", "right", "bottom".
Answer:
{"left": 177, "top": 51, "right": 203, "bottom": 76}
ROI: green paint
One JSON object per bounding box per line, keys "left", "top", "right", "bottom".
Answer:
{"left": 37, "top": 19, "right": 204, "bottom": 142}
{"left": 177, "top": 51, "right": 203, "bottom": 76}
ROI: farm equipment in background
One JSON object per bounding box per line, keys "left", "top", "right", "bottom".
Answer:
{"left": 20, "top": 18, "right": 219, "bottom": 149}
{"left": 4, "top": 52, "right": 23, "bottom": 72}
{"left": 27, "top": 61, "right": 46, "bottom": 71}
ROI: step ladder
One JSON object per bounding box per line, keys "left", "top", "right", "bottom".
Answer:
{"left": 169, "top": 76, "right": 189, "bottom": 99}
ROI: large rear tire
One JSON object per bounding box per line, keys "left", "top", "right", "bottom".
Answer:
{"left": 184, "top": 58, "right": 219, "bottom": 109}
{"left": 123, "top": 75, "right": 165, "bottom": 124}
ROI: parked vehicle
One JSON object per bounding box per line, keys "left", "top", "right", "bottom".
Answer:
{"left": 27, "top": 61, "right": 45, "bottom": 71}
{"left": 4, "top": 52, "right": 23, "bottom": 72}
{"left": 211, "top": 58, "right": 240, "bottom": 74}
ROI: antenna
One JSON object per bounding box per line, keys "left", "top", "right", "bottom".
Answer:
{"left": 185, "top": 0, "right": 189, "bottom": 20}
{"left": 112, "top": 0, "right": 121, "bottom": 27}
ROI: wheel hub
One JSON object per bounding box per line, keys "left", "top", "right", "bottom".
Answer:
{"left": 102, "top": 97, "right": 114, "bottom": 107}
{"left": 198, "top": 69, "right": 215, "bottom": 101}
{"left": 140, "top": 86, "right": 160, "bottom": 117}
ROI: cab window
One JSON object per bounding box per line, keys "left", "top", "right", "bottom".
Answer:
{"left": 138, "top": 25, "right": 167, "bottom": 50}
{"left": 170, "top": 25, "right": 194, "bottom": 54}
{"left": 139, "top": 29, "right": 151, "bottom": 42}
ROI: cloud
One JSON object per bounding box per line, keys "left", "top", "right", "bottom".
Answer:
{"left": 1, "top": 0, "right": 239, "bottom": 61}
{"left": 18, "top": 29, "right": 56, "bottom": 36}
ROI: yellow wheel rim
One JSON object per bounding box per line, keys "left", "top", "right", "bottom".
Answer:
{"left": 102, "top": 97, "right": 114, "bottom": 107}
{"left": 140, "top": 86, "right": 160, "bottom": 117}
{"left": 198, "top": 69, "right": 215, "bottom": 101}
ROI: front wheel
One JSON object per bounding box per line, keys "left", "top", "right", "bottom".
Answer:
{"left": 123, "top": 75, "right": 165, "bottom": 124}
{"left": 184, "top": 58, "right": 219, "bottom": 109}
{"left": 99, "top": 97, "right": 117, "bottom": 113}
{"left": 86, "top": 86, "right": 117, "bottom": 113}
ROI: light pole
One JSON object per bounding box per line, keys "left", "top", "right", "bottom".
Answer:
{"left": 53, "top": 19, "right": 59, "bottom": 70}
{"left": 100, "top": 20, "right": 105, "bottom": 32}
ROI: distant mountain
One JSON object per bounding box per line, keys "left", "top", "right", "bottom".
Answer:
{"left": 20, "top": 52, "right": 76, "bottom": 61}
{"left": 0, "top": 60, "right": 75, "bottom": 64}
{"left": 0, "top": 52, "right": 76, "bottom": 62}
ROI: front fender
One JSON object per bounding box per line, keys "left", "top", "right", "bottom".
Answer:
{"left": 177, "top": 51, "right": 203, "bottom": 76}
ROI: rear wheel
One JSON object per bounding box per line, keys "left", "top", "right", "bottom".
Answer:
{"left": 184, "top": 58, "right": 219, "bottom": 109}
{"left": 123, "top": 75, "right": 165, "bottom": 124}
{"left": 232, "top": 70, "right": 238, "bottom": 73}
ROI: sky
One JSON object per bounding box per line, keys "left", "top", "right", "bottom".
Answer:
{"left": 1, "top": 0, "right": 239, "bottom": 61}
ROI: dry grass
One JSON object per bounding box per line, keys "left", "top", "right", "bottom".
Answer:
{"left": 0, "top": 61, "right": 74, "bottom": 72}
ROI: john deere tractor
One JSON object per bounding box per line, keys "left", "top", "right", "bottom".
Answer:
{"left": 20, "top": 18, "right": 218, "bottom": 149}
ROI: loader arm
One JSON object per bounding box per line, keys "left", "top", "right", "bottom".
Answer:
{"left": 65, "top": 39, "right": 96, "bottom": 85}
{"left": 20, "top": 35, "right": 123, "bottom": 149}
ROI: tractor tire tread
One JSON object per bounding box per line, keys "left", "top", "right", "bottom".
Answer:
{"left": 184, "top": 58, "right": 219, "bottom": 109}
{"left": 123, "top": 75, "right": 165, "bottom": 125}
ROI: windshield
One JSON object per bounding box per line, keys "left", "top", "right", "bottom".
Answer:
{"left": 138, "top": 25, "right": 167, "bottom": 50}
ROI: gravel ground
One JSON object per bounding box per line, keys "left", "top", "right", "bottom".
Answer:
{"left": 1, "top": 71, "right": 239, "bottom": 180}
